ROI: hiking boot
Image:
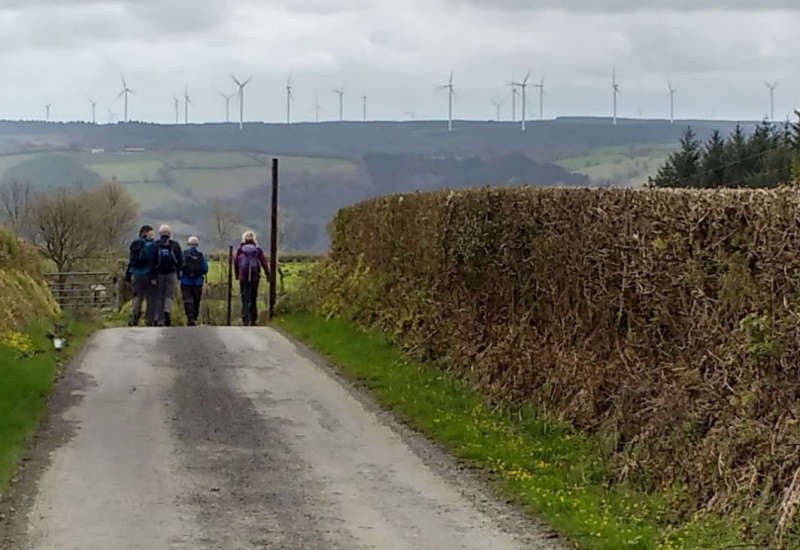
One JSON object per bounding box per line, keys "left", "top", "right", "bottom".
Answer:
{"left": 128, "top": 314, "right": 140, "bottom": 327}
{"left": 164, "top": 313, "right": 172, "bottom": 327}
{"left": 188, "top": 320, "right": 197, "bottom": 327}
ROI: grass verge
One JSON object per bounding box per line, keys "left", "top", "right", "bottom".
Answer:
{"left": 0, "top": 317, "right": 96, "bottom": 492}
{"left": 275, "top": 313, "right": 765, "bottom": 550}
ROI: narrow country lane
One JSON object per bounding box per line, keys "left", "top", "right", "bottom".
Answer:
{"left": 0, "top": 328, "right": 563, "bottom": 550}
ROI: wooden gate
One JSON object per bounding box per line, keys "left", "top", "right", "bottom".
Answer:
{"left": 45, "top": 272, "right": 121, "bottom": 312}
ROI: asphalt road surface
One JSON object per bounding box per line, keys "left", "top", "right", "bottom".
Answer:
{"left": 1, "top": 328, "right": 564, "bottom": 550}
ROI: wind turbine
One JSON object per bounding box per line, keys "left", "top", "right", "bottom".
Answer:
{"left": 332, "top": 84, "right": 345, "bottom": 121}
{"left": 612, "top": 68, "right": 621, "bottom": 125}
{"left": 173, "top": 96, "right": 180, "bottom": 124}
{"left": 313, "top": 94, "right": 321, "bottom": 123}
{"left": 88, "top": 97, "right": 97, "bottom": 124}
{"left": 511, "top": 71, "right": 531, "bottom": 131}
{"left": 231, "top": 75, "right": 252, "bottom": 131}
{"left": 668, "top": 81, "right": 676, "bottom": 124}
{"left": 766, "top": 81, "right": 778, "bottom": 121}
{"left": 117, "top": 75, "right": 134, "bottom": 123}
{"left": 220, "top": 92, "right": 234, "bottom": 123}
{"left": 438, "top": 72, "right": 455, "bottom": 131}
{"left": 405, "top": 111, "right": 415, "bottom": 121}
{"left": 363, "top": 95, "right": 368, "bottom": 122}
{"left": 491, "top": 99, "right": 504, "bottom": 121}
{"left": 183, "top": 86, "right": 192, "bottom": 124}
{"left": 286, "top": 75, "right": 294, "bottom": 124}
{"left": 108, "top": 108, "right": 117, "bottom": 124}
{"left": 508, "top": 75, "right": 520, "bottom": 122}
{"left": 534, "top": 76, "right": 545, "bottom": 120}
{"left": 45, "top": 104, "right": 51, "bottom": 123}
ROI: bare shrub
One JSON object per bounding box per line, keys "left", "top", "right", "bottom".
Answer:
{"left": 28, "top": 183, "right": 139, "bottom": 272}
{"left": 0, "top": 180, "right": 33, "bottom": 237}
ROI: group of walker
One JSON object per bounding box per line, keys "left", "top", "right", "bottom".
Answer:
{"left": 125, "top": 225, "right": 270, "bottom": 327}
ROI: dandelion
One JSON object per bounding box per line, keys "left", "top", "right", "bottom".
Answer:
{"left": 2, "top": 330, "right": 34, "bottom": 357}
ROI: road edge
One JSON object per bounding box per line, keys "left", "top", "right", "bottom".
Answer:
{"left": 0, "top": 328, "right": 102, "bottom": 547}
{"left": 271, "top": 325, "right": 569, "bottom": 549}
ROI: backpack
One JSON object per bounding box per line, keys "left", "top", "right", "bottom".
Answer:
{"left": 183, "top": 249, "right": 205, "bottom": 278}
{"left": 154, "top": 239, "right": 178, "bottom": 274}
{"left": 128, "top": 239, "right": 149, "bottom": 270}
{"left": 237, "top": 244, "right": 261, "bottom": 281}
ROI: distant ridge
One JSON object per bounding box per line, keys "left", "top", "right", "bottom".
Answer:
{"left": 0, "top": 118, "right": 758, "bottom": 160}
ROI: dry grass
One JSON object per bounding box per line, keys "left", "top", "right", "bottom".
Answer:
{"left": 0, "top": 226, "right": 58, "bottom": 332}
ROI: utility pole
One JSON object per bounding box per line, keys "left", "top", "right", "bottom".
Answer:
{"left": 269, "top": 158, "right": 279, "bottom": 321}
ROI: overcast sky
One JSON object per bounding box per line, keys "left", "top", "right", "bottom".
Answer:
{"left": 0, "top": 0, "right": 798, "bottom": 124}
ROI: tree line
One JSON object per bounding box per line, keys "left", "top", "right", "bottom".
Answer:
{"left": 0, "top": 180, "right": 139, "bottom": 272}
{"left": 649, "top": 117, "right": 800, "bottom": 189}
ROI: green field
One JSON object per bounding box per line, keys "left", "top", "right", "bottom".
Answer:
{"left": 556, "top": 144, "right": 677, "bottom": 187}
{"left": 0, "top": 149, "right": 358, "bottom": 244}
{"left": 206, "top": 259, "right": 311, "bottom": 293}
{"left": 0, "top": 149, "right": 358, "bottom": 204}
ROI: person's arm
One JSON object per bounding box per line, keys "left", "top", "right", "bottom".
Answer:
{"left": 148, "top": 243, "right": 157, "bottom": 281}
{"left": 233, "top": 247, "right": 241, "bottom": 279}
{"left": 202, "top": 252, "right": 209, "bottom": 276}
{"left": 173, "top": 242, "right": 184, "bottom": 277}
{"left": 259, "top": 248, "right": 271, "bottom": 280}
{"left": 125, "top": 248, "right": 133, "bottom": 281}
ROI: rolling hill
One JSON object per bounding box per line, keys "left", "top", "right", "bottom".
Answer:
{"left": 0, "top": 117, "right": 760, "bottom": 250}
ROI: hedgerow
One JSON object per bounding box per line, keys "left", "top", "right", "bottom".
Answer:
{"left": 304, "top": 187, "right": 800, "bottom": 546}
{"left": 0, "top": 226, "right": 59, "bottom": 332}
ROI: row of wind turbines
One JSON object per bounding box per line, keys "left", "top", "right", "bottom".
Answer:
{"left": 612, "top": 70, "right": 780, "bottom": 126}
{"left": 438, "top": 71, "right": 544, "bottom": 132}
{"left": 48, "top": 71, "right": 785, "bottom": 130}
{"left": 98, "top": 75, "right": 253, "bottom": 129}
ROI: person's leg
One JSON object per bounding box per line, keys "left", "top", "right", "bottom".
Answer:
{"left": 153, "top": 274, "right": 167, "bottom": 326}
{"left": 250, "top": 279, "right": 260, "bottom": 325}
{"left": 181, "top": 284, "right": 194, "bottom": 325}
{"left": 192, "top": 286, "right": 203, "bottom": 326}
{"left": 163, "top": 275, "right": 176, "bottom": 327}
{"left": 240, "top": 281, "right": 251, "bottom": 326}
{"left": 144, "top": 278, "right": 157, "bottom": 326}
{"left": 129, "top": 276, "right": 145, "bottom": 326}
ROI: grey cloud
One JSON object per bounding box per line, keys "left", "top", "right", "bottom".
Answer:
{"left": 125, "top": 0, "right": 236, "bottom": 33}
{"left": 0, "top": 0, "right": 796, "bottom": 124}
{"left": 453, "top": 0, "right": 800, "bottom": 12}
{"left": 0, "top": 0, "right": 236, "bottom": 33}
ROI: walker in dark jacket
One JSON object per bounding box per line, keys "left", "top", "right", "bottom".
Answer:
{"left": 149, "top": 229, "right": 183, "bottom": 327}
{"left": 125, "top": 225, "right": 156, "bottom": 326}
{"left": 180, "top": 241, "right": 209, "bottom": 326}
{"left": 234, "top": 232, "right": 271, "bottom": 326}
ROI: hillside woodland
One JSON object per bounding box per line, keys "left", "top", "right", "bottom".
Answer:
{"left": 650, "top": 119, "right": 800, "bottom": 188}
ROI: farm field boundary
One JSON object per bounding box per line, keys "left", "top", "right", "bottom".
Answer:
{"left": 294, "top": 187, "right": 800, "bottom": 548}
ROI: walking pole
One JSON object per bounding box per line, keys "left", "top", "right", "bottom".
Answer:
{"left": 226, "top": 246, "right": 233, "bottom": 326}
{"left": 269, "top": 158, "right": 279, "bottom": 321}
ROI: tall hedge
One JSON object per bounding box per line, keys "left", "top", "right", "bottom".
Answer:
{"left": 312, "top": 187, "right": 800, "bottom": 538}
{"left": 0, "top": 226, "right": 59, "bottom": 332}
